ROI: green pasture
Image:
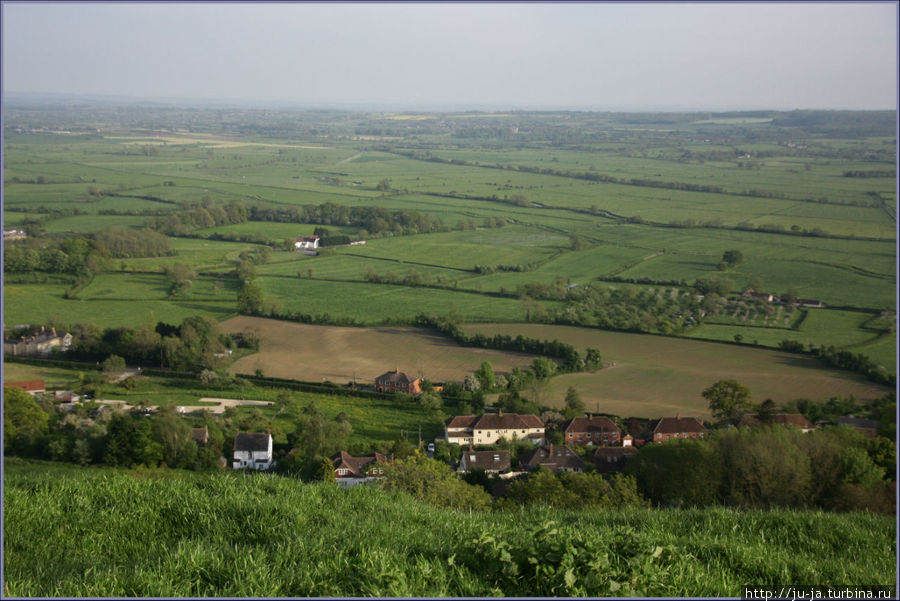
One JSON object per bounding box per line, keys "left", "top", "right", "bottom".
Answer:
{"left": 257, "top": 276, "right": 560, "bottom": 324}
{"left": 2, "top": 282, "right": 236, "bottom": 329}
{"left": 118, "top": 238, "right": 265, "bottom": 273}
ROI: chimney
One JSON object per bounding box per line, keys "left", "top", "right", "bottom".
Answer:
{"left": 675, "top": 413, "right": 680, "bottom": 420}
{"left": 498, "top": 409, "right": 503, "bottom": 416}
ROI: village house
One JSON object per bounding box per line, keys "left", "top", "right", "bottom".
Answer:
{"left": 590, "top": 446, "right": 639, "bottom": 473}
{"left": 232, "top": 431, "right": 273, "bottom": 470}
{"left": 738, "top": 413, "right": 815, "bottom": 433}
{"left": 331, "top": 450, "right": 394, "bottom": 487}
{"left": 445, "top": 411, "right": 545, "bottom": 446}
{"left": 520, "top": 444, "right": 585, "bottom": 473}
{"left": 562, "top": 415, "right": 621, "bottom": 446}
{"left": 375, "top": 369, "right": 423, "bottom": 395}
{"left": 3, "top": 327, "right": 72, "bottom": 357}
{"left": 294, "top": 235, "right": 320, "bottom": 249}
{"left": 4, "top": 380, "right": 46, "bottom": 394}
{"left": 3, "top": 228, "right": 27, "bottom": 240}
{"left": 456, "top": 449, "right": 511, "bottom": 474}
{"left": 741, "top": 289, "right": 776, "bottom": 303}
{"left": 651, "top": 415, "right": 707, "bottom": 442}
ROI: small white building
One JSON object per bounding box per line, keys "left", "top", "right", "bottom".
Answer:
{"left": 294, "top": 235, "right": 320, "bottom": 250}
{"left": 232, "top": 431, "right": 273, "bottom": 470}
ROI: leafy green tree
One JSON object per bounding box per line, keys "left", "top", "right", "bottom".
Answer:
{"left": 317, "top": 456, "right": 337, "bottom": 483}
{"left": 152, "top": 407, "right": 197, "bottom": 468}
{"left": 584, "top": 348, "right": 603, "bottom": 370}
{"left": 531, "top": 357, "right": 558, "bottom": 380}
{"left": 380, "top": 456, "right": 491, "bottom": 511}
{"left": 3, "top": 386, "right": 49, "bottom": 454}
{"left": 721, "top": 250, "right": 743, "bottom": 268}
{"left": 237, "top": 283, "right": 265, "bottom": 314}
{"left": 703, "top": 379, "right": 753, "bottom": 424}
{"left": 102, "top": 354, "right": 126, "bottom": 375}
{"left": 563, "top": 387, "right": 586, "bottom": 419}
{"left": 475, "top": 361, "right": 496, "bottom": 390}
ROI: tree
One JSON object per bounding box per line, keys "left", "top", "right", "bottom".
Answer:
{"left": 721, "top": 250, "right": 743, "bottom": 268}
{"left": 755, "top": 399, "right": 778, "bottom": 423}
{"left": 703, "top": 380, "right": 753, "bottom": 424}
{"left": 475, "top": 361, "right": 496, "bottom": 390}
{"left": 584, "top": 348, "right": 603, "bottom": 370}
{"left": 531, "top": 357, "right": 557, "bottom": 380}
{"left": 563, "top": 387, "right": 586, "bottom": 419}
{"left": 102, "top": 354, "right": 126, "bottom": 376}
{"left": 3, "top": 386, "right": 49, "bottom": 453}
{"left": 380, "top": 456, "right": 491, "bottom": 511}
{"left": 317, "top": 456, "right": 337, "bottom": 483}
{"left": 237, "top": 283, "right": 265, "bottom": 315}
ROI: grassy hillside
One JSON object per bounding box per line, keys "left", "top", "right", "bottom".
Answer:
{"left": 4, "top": 459, "right": 895, "bottom": 597}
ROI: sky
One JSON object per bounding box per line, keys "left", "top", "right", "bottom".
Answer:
{"left": 2, "top": 2, "right": 897, "bottom": 111}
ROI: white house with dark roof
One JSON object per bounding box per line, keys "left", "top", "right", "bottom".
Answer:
{"left": 232, "top": 431, "right": 273, "bottom": 470}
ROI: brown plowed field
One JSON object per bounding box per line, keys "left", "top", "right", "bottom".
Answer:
{"left": 221, "top": 316, "right": 536, "bottom": 384}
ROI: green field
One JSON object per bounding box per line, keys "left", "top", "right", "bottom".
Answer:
{"left": 464, "top": 323, "right": 893, "bottom": 417}
{"left": 4, "top": 459, "right": 895, "bottom": 597}
{"left": 2, "top": 109, "right": 895, "bottom": 394}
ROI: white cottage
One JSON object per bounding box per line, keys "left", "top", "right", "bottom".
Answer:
{"left": 232, "top": 431, "right": 273, "bottom": 470}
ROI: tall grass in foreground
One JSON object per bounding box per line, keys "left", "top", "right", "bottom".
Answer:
{"left": 4, "top": 461, "right": 895, "bottom": 597}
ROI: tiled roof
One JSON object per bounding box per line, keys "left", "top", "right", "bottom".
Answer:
{"left": 592, "top": 447, "right": 638, "bottom": 460}
{"left": 653, "top": 417, "right": 706, "bottom": 435}
{"left": 521, "top": 445, "right": 585, "bottom": 471}
{"left": 740, "top": 413, "right": 815, "bottom": 430}
{"left": 4, "top": 380, "right": 45, "bottom": 391}
{"left": 331, "top": 451, "right": 393, "bottom": 476}
{"left": 446, "top": 415, "right": 479, "bottom": 429}
{"left": 233, "top": 432, "right": 271, "bottom": 452}
{"left": 376, "top": 370, "right": 413, "bottom": 385}
{"left": 461, "top": 450, "right": 511, "bottom": 472}
{"left": 838, "top": 417, "right": 878, "bottom": 430}
{"left": 563, "top": 416, "right": 619, "bottom": 435}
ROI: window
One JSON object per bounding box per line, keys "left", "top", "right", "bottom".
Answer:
{"left": 493, "top": 454, "right": 500, "bottom": 461}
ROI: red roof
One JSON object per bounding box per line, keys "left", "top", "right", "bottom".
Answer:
{"left": 446, "top": 415, "right": 479, "bottom": 429}
{"left": 653, "top": 417, "right": 706, "bottom": 435}
{"left": 331, "top": 451, "right": 393, "bottom": 477}
{"left": 4, "top": 380, "right": 45, "bottom": 392}
{"left": 563, "top": 415, "right": 619, "bottom": 435}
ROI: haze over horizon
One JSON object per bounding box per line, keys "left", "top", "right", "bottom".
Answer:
{"left": 2, "top": 3, "right": 898, "bottom": 112}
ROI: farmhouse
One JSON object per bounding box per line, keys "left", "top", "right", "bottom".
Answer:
{"left": 445, "top": 412, "right": 545, "bottom": 446}
{"left": 232, "top": 431, "right": 273, "bottom": 470}
{"left": 742, "top": 289, "right": 776, "bottom": 303}
{"left": 562, "top": 415, "right": 620, "bottom": 446}
{"left": 457, "top": 449, "right": 511, "bottom": 474}
{"left": 375, "top": 369, "right": 423, "bottom": 395}
{"left": 651, "top": 415, "right": 707, "bottom": 442}
{"left": 4, "top": 380, "right": 46, "bottom": 394}
{"left": 331, "top": 451, "right": 394, "bottom": 487}
{"left": 3, "top": 327, "right": 72, "bottom": 357}
{"left": 294, "top": 235, "right": 320, "bottom": 249}
{"left": 3, "top": 228, "right": 27, "bottom": 240}
{"left": 520, "top": 445, "right": 585, "bottom": 473}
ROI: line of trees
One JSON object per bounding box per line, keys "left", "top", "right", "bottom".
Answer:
{"left": 248, "top": 202, "right": 446, "bottom": 237}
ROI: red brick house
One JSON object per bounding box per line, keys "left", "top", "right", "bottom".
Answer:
{"left": 520, "top": 444, "right": 585, "bottom": 473}
{"left": 375, "top": 369, "right": 423, "bottom": 395}
{"left": 651, "top": 415, "right": 706, "bottom": 442}
{"left": 4, "top": 380, "right": 46, "bottom": 394}
{"left": 562, "top": 415, "right": 620, "bottom": 446}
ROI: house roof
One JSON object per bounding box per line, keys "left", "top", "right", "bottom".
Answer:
{"left": 740, "top": 413, "right": 814, "bottom": 429}
{"left": 446, "top": 415, "right": 479, "bottom": 430}
{"left": 376, "top": 369, "right": 415, "bottom": 386}
{"left": 461, "top": 450, "right": 511, "bottom": 472}
{"left": 653, "top": 416, "right": 706, "bottom": 435}
{"left": 520, "top": 445, "right": 585, "bottom": 471}
{"left": 592, "top": 447, "right": 638, "bottom": 460}
{"left": 563, "top": 415, "right": 619, "bottom": 435}
{"left": 233, "top": 432, "right": 271, "bottom": 452}
{"left": 331, "top": 451, "right": 393, "bottom": 476}
{"left": 4, "top": 380, "right": 45, "bottom": 391}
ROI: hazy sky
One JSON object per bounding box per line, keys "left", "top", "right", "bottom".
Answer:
{"left": 2, "top": 2, "right": 897, "bottom": 110}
